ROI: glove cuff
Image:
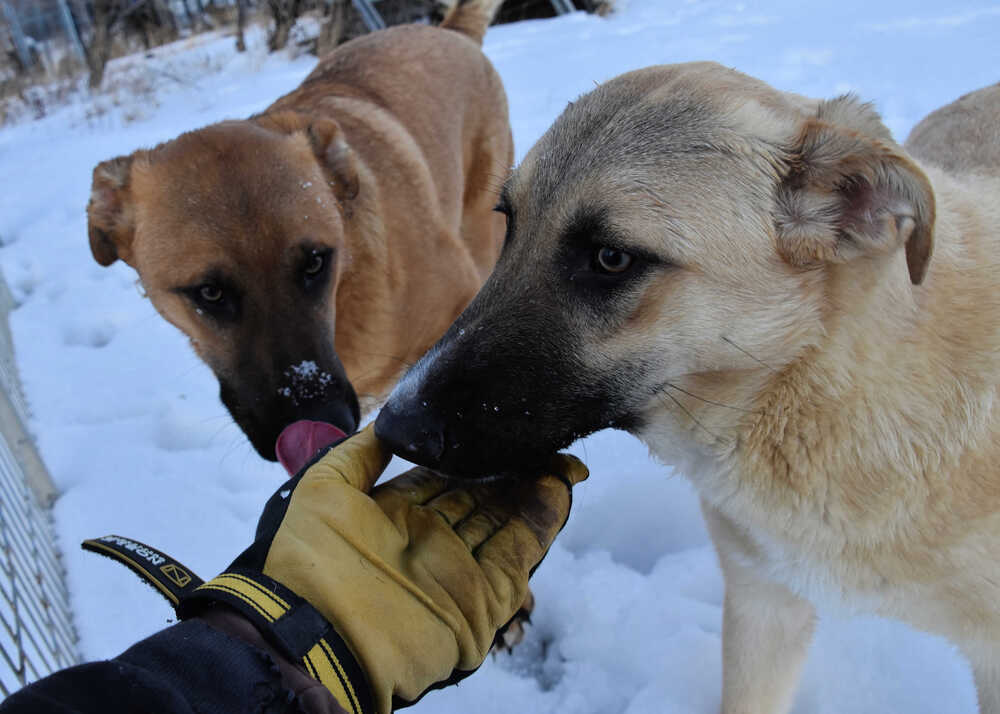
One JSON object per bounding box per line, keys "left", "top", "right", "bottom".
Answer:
{"left": 180, "top": 568, "right": 376, "bottom": 714}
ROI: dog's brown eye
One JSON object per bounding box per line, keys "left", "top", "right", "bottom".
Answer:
{"left": 199, "top": 284, "right": 223, "bottom": 303}
{"left": 595, "top": 247, "right": 634, "bottom": 273}
{"left": 304, "top": 253, "right": 325, "bottom": 276}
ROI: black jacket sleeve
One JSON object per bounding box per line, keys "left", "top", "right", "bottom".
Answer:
{"left": 0, "top": 616, "right": 350, "bottom": 714}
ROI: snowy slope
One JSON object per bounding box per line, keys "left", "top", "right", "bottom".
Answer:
{"left": 1, "top": 1, "right": 998, "bottom": 711}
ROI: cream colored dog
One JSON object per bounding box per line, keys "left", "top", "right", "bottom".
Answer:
{"left": 374, "top": 68, "right": 1000, "bottom": 711}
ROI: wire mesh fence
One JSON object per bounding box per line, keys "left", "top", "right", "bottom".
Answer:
{"left": 0, "top": 273, "right": 78, "bottom": 698}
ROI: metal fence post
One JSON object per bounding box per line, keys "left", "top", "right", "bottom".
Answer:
{"left": 69, "top": 0, "right": 91, "bottom": 35}
{"left": 350, "top": 0, "right": 384, "bottom": 31}
{"left": 1, "top": 1, "right": 33, "bottom": 71}
{"left": 55, "top": 0, "right": 87, "bottom": 63}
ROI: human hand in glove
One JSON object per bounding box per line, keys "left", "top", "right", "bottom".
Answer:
{"left": 180, "top": 424, "right": 588, "bottom": 714}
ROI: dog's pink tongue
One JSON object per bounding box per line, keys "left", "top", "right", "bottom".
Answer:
{"left": 276, "top": 420, "right": 347, "bottom": 476}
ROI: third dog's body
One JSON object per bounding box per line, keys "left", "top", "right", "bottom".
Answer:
{"left": 376, "top": 68, "right": 1000, "bottom": 711}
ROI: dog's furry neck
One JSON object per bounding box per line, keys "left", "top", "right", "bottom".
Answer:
{"left": 648, "top": 174, "right": 1000, "bottom": 551}
{"left": 754, "top": 249, "right": 997, "bottom": 543}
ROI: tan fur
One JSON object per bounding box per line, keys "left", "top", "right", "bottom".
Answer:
{"left": 618, "top": 75, "right": 1000, "bottom": 713}
{"left": 905, "top": 82, "right": 1000, "bottom": 177}
{"left": 86, "top": 2, "right": 512, "bottom": 458}
{"left": 501, "top": 69, "right": 1000, "bottom": 710}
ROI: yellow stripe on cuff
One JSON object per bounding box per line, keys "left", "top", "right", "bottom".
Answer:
{"left": 215, "top": 572, "right": 291, "bottom": 611}
{"left": 305, "top": 642, "right": 361, "bottom": 714}
{"left": 195, "top": 573, "right": 367, "bottom": 714}
{"left": 320, "top": 638, "right": 364, "bottom": 714}
{"left": 196, "top": 574, "right": 289, "bottom": 622}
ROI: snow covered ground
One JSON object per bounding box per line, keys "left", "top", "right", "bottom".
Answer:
{"left": 1, "top": 1, "right": 998, "bottom": 711}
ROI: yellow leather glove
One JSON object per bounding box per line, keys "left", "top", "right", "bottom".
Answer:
{"left": 180, "top": 425, "right": 588, "bottom": 714}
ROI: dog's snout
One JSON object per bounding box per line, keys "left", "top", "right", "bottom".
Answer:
{"left": 306, "top": 392, "right": 360, "bottom": 435}
{"left": 219, "top": 351, "right": 362, "bottom": 461}
{"left": 375, "top": 400, "right": 445, "bottom": 467}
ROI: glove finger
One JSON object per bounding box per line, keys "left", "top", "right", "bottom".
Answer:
{"left": 374, "top": 466, "right": 450, "bottom": 506}
{"left": 454, "top": 505, "right": 507, "bottom": 551}
{"left": 426, "top": 488, "right": 478, "bottom": 526}
{"left": 475, "top": 472, "right": 575, "bottom": 573}
{"left": 465, "top": 455, "right": 586, "bottom": 560}
{"left": 306, "top": 424, "right": 391, "bottom": 493}
{"left": 548, "top": 453, "right": 589, "bottom": 488}
{"left": 475, "top": 454, "right": 586, "bottom": 556}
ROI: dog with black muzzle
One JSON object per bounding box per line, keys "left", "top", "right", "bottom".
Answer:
{"left": 376, "top": 65, "right": 1000, "bottom": 712}
{"left": 87, "top": 0, "right": 512, "bottom": 470}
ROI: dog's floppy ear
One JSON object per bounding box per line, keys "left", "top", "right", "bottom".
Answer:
{"left": 87, "top": 155, "right": 136, "bottom": 267}
{"left": 775, "top": 96, "right": 935, "bottom": 285}
{"left": 308, "top": 119, "right": 359, "bottom": 202}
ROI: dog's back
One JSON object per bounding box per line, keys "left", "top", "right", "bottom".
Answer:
{"left": 905, "top": 82, "right": 1000, "bottom": 176}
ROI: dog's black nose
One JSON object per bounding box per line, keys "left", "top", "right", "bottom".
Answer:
{"left": 374, "top": 400, "right": 445, "bottom": 467}
{"left": 314, "top": 390, "right": 361, "bottom": 435}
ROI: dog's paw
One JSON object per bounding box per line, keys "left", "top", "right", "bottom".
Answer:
{"left": 492, "top": 588, "right": 535, "bottom": 654}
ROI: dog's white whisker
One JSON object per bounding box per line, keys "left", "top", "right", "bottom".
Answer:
{"left": 653, "top": 388, "right": 726, "bottom": 445}
{"left": 661, "top": 381, "right": 761, "bottom": 414}
{"left": 720, "top": 335, "right": 778, "bottom": 373}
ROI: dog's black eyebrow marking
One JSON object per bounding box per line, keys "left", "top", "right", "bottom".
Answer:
{"left": 562, "top": 207, "right": 635, "bottom": 255}
{"left": 562, "top": 207, "right": 672, "bottom": 267}
{"left": 562, "top": 207, "right": 611, "bottom": 246}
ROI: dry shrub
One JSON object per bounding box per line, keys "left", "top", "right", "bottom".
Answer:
{"left": 0, "top": 0, "right": 615, "bottom": 127}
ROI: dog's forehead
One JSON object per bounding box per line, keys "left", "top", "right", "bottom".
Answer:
{"left": 502, "top": 63, "right": 813, "bottom": 266}
{"left": 137, "top": 122, "right": 319, "bottom": 205}
{"left": 513, "top": 80, "right": 712, "bottom": 205}
{"left": 511, "top": 62, "right": 802, "bottom": 207}
{"left": 129, "top": 124, "right": 342, "bottom": 266}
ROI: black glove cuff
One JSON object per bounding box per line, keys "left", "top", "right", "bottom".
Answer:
{"left": 180, "top": 568, "right": 376, "bottom": 714}
{"left": 82, "top": 534, "right": 375, "bottom": 714}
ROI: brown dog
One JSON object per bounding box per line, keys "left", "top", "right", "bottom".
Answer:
{"left": 376, "top": 67, "right": 1000, "bottom": 711}
{"left": 87, "top": 0, "right": 511, "bottom": 462}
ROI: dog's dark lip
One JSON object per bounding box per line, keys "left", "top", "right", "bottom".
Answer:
{"left": 414, "top": 468, "right": 523, "bottom": 485}
{"left": 251, "top": 435, "right": 281, "bottom": 461}
{"left": 435, "top": 468, "right": 533, "bottom": 483}
{"left": 404, "top": 464, "right": 552, "bottom": 487}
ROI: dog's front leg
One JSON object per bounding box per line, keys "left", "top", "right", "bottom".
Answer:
{"left": 963, "top": 643, "right": 1000, "bottom": 713}
{"left": 704, "top": 504, "right": 816, "bottom": 714}
{"left": 492, "top": 588, "right": 535, "bottom": 653}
